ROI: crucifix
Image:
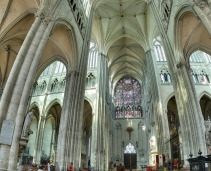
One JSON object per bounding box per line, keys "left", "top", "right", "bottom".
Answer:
{"left": 126, "top": 127, "right": 134, "bottom": 140}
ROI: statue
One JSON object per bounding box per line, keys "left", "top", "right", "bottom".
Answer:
{"left": 149, "top": 136, "right": 157, "bottom": 152}
{"left": 21, "top": 110, "right": 35, "bottom": 137}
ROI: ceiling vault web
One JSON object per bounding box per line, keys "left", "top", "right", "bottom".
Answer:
{"left": 95, "top": 0, "right": 149, "bottom": 85}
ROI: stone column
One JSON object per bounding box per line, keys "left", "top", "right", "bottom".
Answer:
{"left": 33, "top": 115, "right": 46, "bottom": 164}
{"left": 8, "top": 18, "right": 54, "bottom": 171}
{"left": 85, "top": 131, "right": 91, "bottom": 168}
{"left": 90, "top": 110, "right": 98, "bottom": 171}
{"left": 56, "top": 7, "right": 95, "bottom": 171}
{"left": 0, "top": 12, "right": 54, "bottom": 170}
{"left": 144, "top": 49, "right": 168, "bottom": 156}
{"left": 33, "top": 92, "right": 49, "bottom": 164}
{"left": 0, "top": 12, "right": 41, "bottom": 127}
{"left": 56, "top": 70, "right": 79, "bottom": 170}
{"left": 150, "top": 0, "right": 207, "bottom": 165}
{"left": 138, "top": 121, "right": 147, "bottom": 165}
{"left": 89, "top": 52, "right": 109, "bottom": 171}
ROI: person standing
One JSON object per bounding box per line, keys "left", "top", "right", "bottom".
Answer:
{"left": 68, "top": 162, "right": 74, "bottom": 171}
{"left": 109, "top": 158, "right": 113, "bottom": 171}
{"left": 47, "top": 162, "right": 51, "bottom": 171}
{"left": 168, "top": 160, "right": 172, "bottom": 171}
{"left": 37, "top": 166, "right": 44, "bottom": 171}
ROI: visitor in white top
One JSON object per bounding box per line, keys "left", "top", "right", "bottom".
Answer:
{"left": 48, "top": 162, "right": 51, "bottom": 171}
{"left": 37, "top": 166, "right": 44, "bottom": 171}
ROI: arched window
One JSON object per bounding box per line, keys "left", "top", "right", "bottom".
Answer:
{"left": 60, "top": 77, "right": 66, "bottom": 91}
{"left": 154, "top": 37, "right": 167, "bottom": 62}
{"left": 198, "top": 70, "right": 210, "bottom": 83}
{"left": 33, "top": 81, "right": 46, "bottom": 96}
{"left": 88, "top": 42, "right": 98, "bottom": 68}
{"left": 51, "top": 79, "right": 59, "bottom": 92}
{"left": 124, "top": 143, "right": 136, "bottom": 153}
{"left": 135, "top": 106, "right": 142, "bottom": 117}
{"left": 40, "top": 81, "right": 47, "bottom": 94}
{"left": 54, "top": 61, "right": 66, "bottom": 74}
{"left": 32, "top": 61, "right": 67, "bottom": 96}
{"left": 204, "top": 52, "right": 211, "bottom": 63}
{"left": 191, "top": 71, "right": 198, "bottom": 83}
{"left": 190, "top": 51, "right": 203, "bottom": 63}
{"left": 86, "top": 73, "right": 96, "bottom": 88}
{"left": 160, "top": 69, "right": 171, "bottom": 83}
{"left": 40, "top": 65, "right": 52, "bottom": 77}
{"left": 114, "top": 77, "right": 142, "bottom": 119}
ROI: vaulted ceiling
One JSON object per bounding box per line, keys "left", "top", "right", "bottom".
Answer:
{"left": 94, "top": 0, "right": 151, "bottom": 86}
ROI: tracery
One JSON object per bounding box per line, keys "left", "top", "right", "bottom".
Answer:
{"left": 124, "top": 143, "right": 136, "bottom": 153}
{"left": 115, "top": 77, "right": 142, "bottom": 119}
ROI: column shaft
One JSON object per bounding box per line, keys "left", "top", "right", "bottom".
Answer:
{"left": 0, "top": 16, "right": 41, "bottom": 126}
{"left": 150, "top": 0, "right": 206, "bottom": 162}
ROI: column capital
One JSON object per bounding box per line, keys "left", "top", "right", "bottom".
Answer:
{"left": 99, "top": 53, "right": 107, "bottom": 58}
{"left": 40, "top": 115, "right": 46, "bottom": 121}
{"left": 34, "top": 10, "right": 45, "bottom": 19}
{"left": 35, "top": 10, "right": 54, "bottom": 26}
{"left": 41, "top": 17, "right": 53, "bottom": 26}
{"left": 67, "top": 70, "right": 79, "bottom": 78}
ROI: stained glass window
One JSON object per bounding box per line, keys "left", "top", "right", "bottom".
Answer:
{"left": 115, "top": 77, "right": 142, "bottom": 119}
{"left": 124, "top": 143, "right": 136, "bottom": 153}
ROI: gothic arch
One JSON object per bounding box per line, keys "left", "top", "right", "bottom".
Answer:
{"left": 138, "top": 121, "right": 144, "bottom": 127}
{"left": 29, "top": 102, "right": 40, "bottom": 122}
{"left": 0, "top": 9, "right": 37, "bottom": 40}
{"left": 165, "top": 93, "right": 175, "bottom": 108}
{"left": 45, "top": 99, "right": 62, "bottom": 116}
{"left": 84, "top": 96, "right": 94, "bottom": 111}
{"left": 35, "top": 55, "right": 68, "bottom": 80}
{"left": 29, "top": 102, "right": 41, "bottom": 113}
{"left": 175, "top": 7, "right": 211, "bottom": 64}
{"left": 199, "top": 91, "right": 211, "bottom": 101}
{"left": 53, "top": 18, "right": 79, "bottom": 68}
{"left": 186, "top": 43, "right": 211, "bottom": 61}
{"left": 174, "top": 5, "right": 198, "bottom": 62}
{"left": 199, "top": 93, "right": 211, "bottom": 121}
{"left": 115, "top": 122, "right": 122, "bottom": 128}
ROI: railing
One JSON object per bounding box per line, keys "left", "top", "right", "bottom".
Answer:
{"left": 187, "top": 150, "right": 211, "bottom": 171}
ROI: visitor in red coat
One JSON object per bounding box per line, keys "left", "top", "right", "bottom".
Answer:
{"left": 68, "top": 162, "right": 74, "bottom": 171}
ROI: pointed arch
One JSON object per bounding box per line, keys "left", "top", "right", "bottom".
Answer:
{"left": 84, "top": 96, "right": 94, "bottom": 111}
{"left": 165, "top": 93, "right": 175, "bottom": 107}
{"left": 53, "top": 18, "right": 79, "bottom": 70}
{"left": 45, "top": 98, "right": 62, "bottom": 115}
{"left": 198, "top": 91, "right": 211, "bottom": 101}
{"left": 36, "top": 55, "right": 68, "bottom": 80}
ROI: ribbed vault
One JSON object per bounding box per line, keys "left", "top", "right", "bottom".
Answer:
{"left": 95, "top": 0, "right": 149, "bottom": 85}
